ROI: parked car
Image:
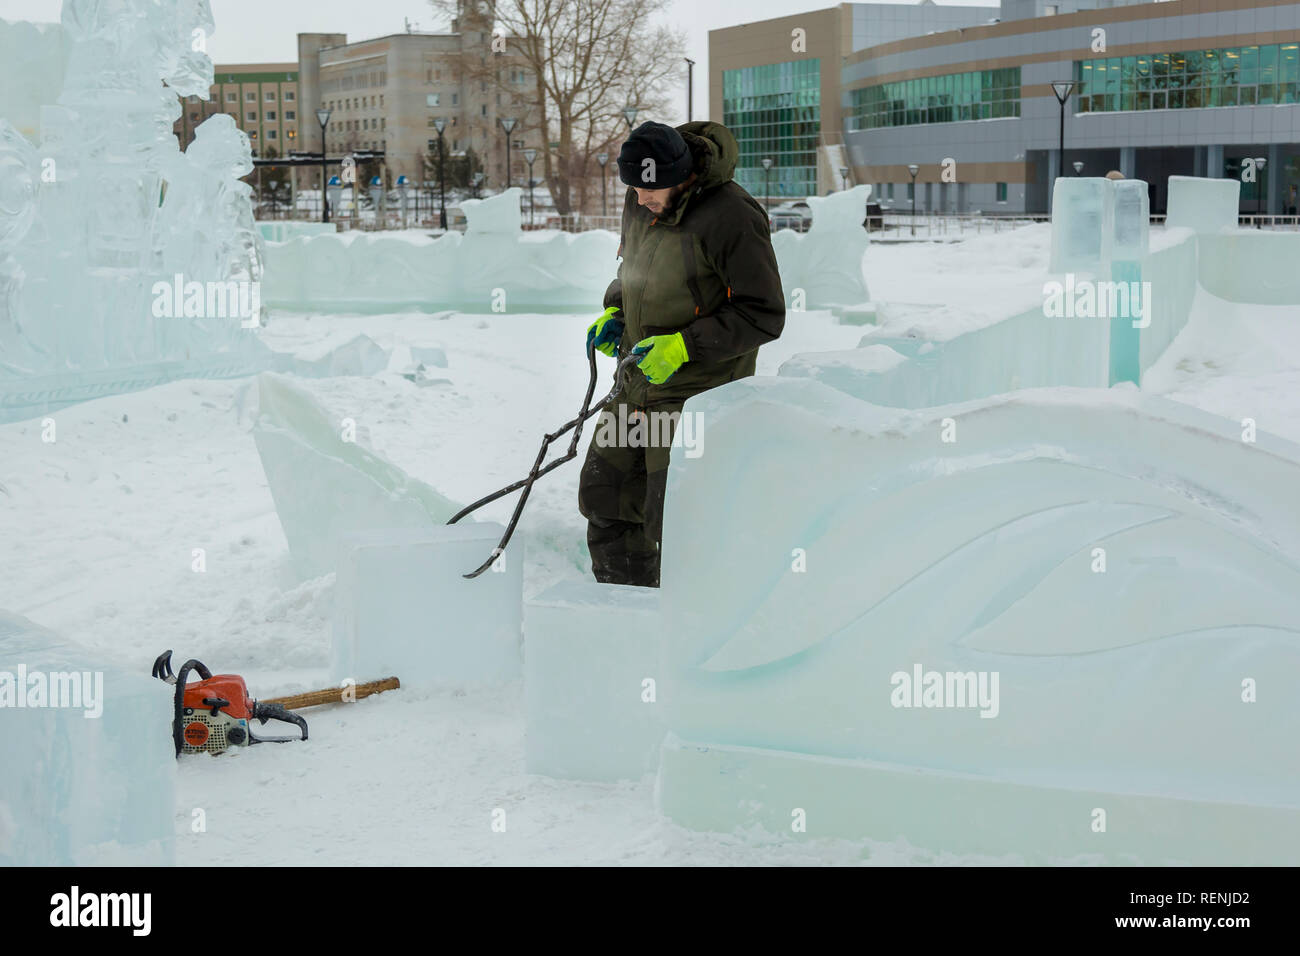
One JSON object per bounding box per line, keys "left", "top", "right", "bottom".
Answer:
{"left": 863, "top": 201, "right": 884, "bottom": 231}
{"left": 768, "top": 200, "right": 812, "bottom": 232}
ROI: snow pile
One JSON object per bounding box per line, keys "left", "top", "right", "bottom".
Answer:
{"left": 655, "top": 375, "right": 1300, "bottom": 863}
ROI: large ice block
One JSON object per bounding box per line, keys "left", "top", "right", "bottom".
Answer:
{"left": 769, "top": 184, "right": 872, "bottom": 311}
{"left": 655, "top": 376, "right": 1300, "bottom": 862}
{"left": 332, "top": 524, "right": 523, "bottom": 687}
{"left": 252, "top": 372, "right": 464, "bottom": 580}
{"left": 1165, "top": 175, "right": 1240, "bottom": 234}
{"left": 1111, "top": 179, "right": 1149, "bottom": 261}
{"left": 524, "top": 580, "right": 663, "bottom": 781}
{"left": 1049, "top": 177, "right": 1113, "bottom": 274}
{"left": 0, "top": 611, "right": 175, "bottom": 866}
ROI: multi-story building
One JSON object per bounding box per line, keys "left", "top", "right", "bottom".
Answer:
{"left": 173, "top": 1, "right": 537, "bottom": 194}
{"left": 175, "top": 64, "right": 300, "bottom": 156}
{"left": 712, "top": 0, "right": 1300, "bottom": 214}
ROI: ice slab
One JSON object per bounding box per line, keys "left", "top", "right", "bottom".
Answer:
{"left": 409, "top": 345, "right": 448, "bottom": 368}
{"left": 272, "top": 333, "right": 390, "bottom": 378}
{"left": 1049, "top": 177, "right": 1113, "bottom": 275}
{"left": 332, "top": 524, "right": 522, "bottom": 687}
{"left": 0, "top": 610, "right": 175, "bottom": 866}
{"left": 252, "top": 372, "right": 464, "bottom": 580}
{"left": 1111, "top": 179, "right": 1149, "bottom": 261}
{"left": 770, "top": 185, "right": 871, "bottom": 311}
{"left": 524, "top": 580, "right": 663, "bottom": 781}
{"left": 1166, "top": 175, "right": 1240, "bottom": 234}
{"left": 655, "top": 376, "right": 1300, "bottom": 861}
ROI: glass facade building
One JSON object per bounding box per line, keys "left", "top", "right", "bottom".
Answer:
{"left": 848, "top": 68, "right": 1021, "bottom": 129}
{"left": 722, "top": 58, "right": 821, "bottom": 199}
{"left": 1075, "top": 43, "right": 1300, "bottom": 112}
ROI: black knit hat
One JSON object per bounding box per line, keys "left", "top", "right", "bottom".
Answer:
{"left": 617, "top": 121, "right": 694, "bottom": 188}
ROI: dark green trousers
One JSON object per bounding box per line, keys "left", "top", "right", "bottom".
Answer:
{"left": 577, "top": 399, "right": 683, "bottom": 588}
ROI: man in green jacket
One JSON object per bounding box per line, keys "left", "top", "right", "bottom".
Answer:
{"left": 578, "top": 120, "right": 786, "bottom": 587}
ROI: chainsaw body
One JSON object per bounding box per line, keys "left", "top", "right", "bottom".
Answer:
{"left": 153, "top": 651, "right": 308, "bottom": 756}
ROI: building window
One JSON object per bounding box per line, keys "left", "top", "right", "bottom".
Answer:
{"left": 906, "top": 182, "right": 914, "bottom": 200}
{"left": 996, "top": 182, "right": 1008, "bottom": 202}
{"left": 225, "top": 91, "right": 237, "bottom": 102}
{"left": 246, "top": 112, "right": 257, "bottom": 121}
{"left": 284, "top": 91, "right": 295, "bottom": 101}
{"left": 267, "top": 130, "right": 277, "bottom": 140}
{"left": 451, "top": 93, "right": 458, "bottom": 105}
{"left": 722, "top": 58, "right": 822, "bottom": 197}
{"left": 285, "top": 110, "right": 296, "bottom": 121}
{"left": 245, "top": 91, "right": 256, "bottom": 101}
{"left": 265, "top": 91, "right": 276, "bottom": 102}
{"left": 481, "top": 104, "right": 487, "bottom": 116}
{"left": 266, "top": 110, "right": 276, "bottom": 121}
{"left": 849, "top": 67, "right": 1022, "bottom": 129}
{"left": 1074, "top": 43, "right": 1300, "bottom": 114}
{"left": 428, "top": 93, "right": 440, "bottom": 107}
{"left": 888, "top": 183, "right": 895, "bottom": 199}
{"left": 248, "top": 130, "right": 258, "bottom": 140}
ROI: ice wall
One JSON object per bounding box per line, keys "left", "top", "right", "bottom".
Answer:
{"left": 0, "top": 611, "right": 175, "bottom": 865}
{"left": 654, "top": 376, "right": 1300, "bottom": 863}
{"left": 262, "top": 185, "right": 873, "bottom": 315}
{"left": 0, "top": 0, "right": 273, "bottom": 424}
{"left": 252, "top": 372, "right": 465, "bottom": 580}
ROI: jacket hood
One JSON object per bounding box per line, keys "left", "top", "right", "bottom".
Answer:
{"left": 676, "top": 121, "right": 738, "bottom": 190}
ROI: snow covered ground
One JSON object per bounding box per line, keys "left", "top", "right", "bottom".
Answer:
{"left": 4, "top": 225, "right": 1298, "bottom": 865}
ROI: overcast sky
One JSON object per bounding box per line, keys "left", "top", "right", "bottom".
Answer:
{"left": 0, "top": 0, "right": 992, "bottom": 123}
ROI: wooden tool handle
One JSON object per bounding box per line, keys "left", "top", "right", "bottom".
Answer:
{"left": 262, "top": 677, "right": 400, "bottom": 710}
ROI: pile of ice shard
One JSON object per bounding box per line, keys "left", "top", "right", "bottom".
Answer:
{"left": 0, "top": 0, "right": 272, "bottom": 424}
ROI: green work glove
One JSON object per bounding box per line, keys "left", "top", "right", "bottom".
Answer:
{"left": 631, "top": 332, "right": 690, "bottom": 385}
{"left": 585, "top": 306, "right": 624, "bottom": 357}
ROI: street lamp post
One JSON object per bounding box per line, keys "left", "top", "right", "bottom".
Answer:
{"left": 1050, "top": 81, "right": 1077, "bottom": 188}
{"left": 1073, "top": 160, "right": 1084, "bottom": 176}
{"left": 1255, "top": 155, "right": 1268, "bottom": 227}
{"left": 839, "top": 165, "right": 849, "bottom": 191}
{"left": 315, "top": 107, "right": 332, "bottom": 223}
{"left": 761, "top": 157, "right": 773, "bottom": 213}
{"left": 622, "top": 106, "right": 639, "bottom": 130}
{"left": 523, "top": 148, "right": 537, "bottom": 226}
{"left": 596, "top": 152, "right": 609, "bottom": 217}
{"left": 499, "top": 117, "right": 518, "bottom": 190}
{"left": 908, "top": 163, "right": 919, "bottom": 236}
{"left": 432, "top": 118, "right": 447, "bottom": 230}
{"left": 684, "top": 58, "right": 695, "bottom": 121}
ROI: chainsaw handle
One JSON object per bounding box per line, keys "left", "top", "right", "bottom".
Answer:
{"left": 251, "top": 701, "right": 309, "bottom": 742}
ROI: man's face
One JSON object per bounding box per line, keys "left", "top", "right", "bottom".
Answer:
{"left": 634, "top": 179, "right": 690, "bottom": 215}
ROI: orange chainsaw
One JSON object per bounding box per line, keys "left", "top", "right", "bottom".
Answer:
{"left": 152, "top": 650, "right": 308, "bottom": 756}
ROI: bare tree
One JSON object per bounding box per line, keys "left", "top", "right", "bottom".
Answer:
{"left": 432, "top": 0, "right": 684, "bottom": 217}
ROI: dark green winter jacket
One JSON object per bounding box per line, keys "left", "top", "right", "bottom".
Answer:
{"left": 604, "top": 120, "right": 786, "bottom": 407}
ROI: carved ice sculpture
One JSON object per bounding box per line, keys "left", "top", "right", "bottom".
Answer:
{"left": 0, "top": 0, "right": 270, "bottom": 423}
{"left": 655, "top": 376, "right": 1300, "bottom": 864}
{"left": 770, "top": 184, "right": 872, "bottom": 310}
